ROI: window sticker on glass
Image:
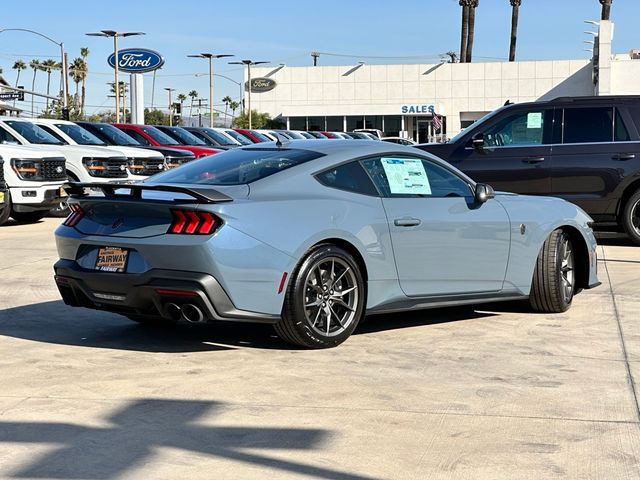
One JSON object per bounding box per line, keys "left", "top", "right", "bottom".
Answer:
{"left": 381, "top": 158, "right": 431, "bottom": 195}
{"left": 527, "top": 112, "right": 543, "bottom": 129}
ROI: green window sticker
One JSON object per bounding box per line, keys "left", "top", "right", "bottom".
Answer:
{"left": 381, "top": 158, "right": 431, "bottom": 195}
{"left": 527, "top": 112, "right": 543, "bottom": 129}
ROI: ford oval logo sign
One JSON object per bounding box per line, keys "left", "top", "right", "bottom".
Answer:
{"left": 108, "top": 48, "right": 164, "bottom": 74}
{"left": 245, "top": 77, "right": 277, "bottom": 93}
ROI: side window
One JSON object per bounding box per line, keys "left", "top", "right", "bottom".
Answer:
{"left": 361, "top": 157, "right": 472, "bottom": 198}
{"left": 0, "top": 126, "right": 19, "bottom": 144}
{"left": 123, "top": 129, "right": 150, "bottom": 146}
{"left": 615, "top": 108, "right": 631, "bottom": 142}
{"left": 316, "top": 161, "right": 378, "bottom": 196}
{"left": 482, "top": 110, "right": 548, "bottom": 147}
{"left": 563, "top": 107, "right": 613, "bottom": 143}
{"left": 38, "top": 125, "right": 67, "bottom": 143}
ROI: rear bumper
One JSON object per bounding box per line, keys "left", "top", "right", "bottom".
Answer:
{"left": 53, "top": 259, "right": 280, "bottom": 324}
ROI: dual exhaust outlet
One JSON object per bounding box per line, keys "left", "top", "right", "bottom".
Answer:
{"left": 166, "top": 303, "right": 205, "bottom": 323}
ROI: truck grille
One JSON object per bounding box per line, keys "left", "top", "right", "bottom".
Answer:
{"left": 165, "top": 155, "right": 195, "bottom": 169}
{"left": 41, "top": 158, "right": 67, "bottom": 181}
{"left": 127, "top": 157, "right": 165, "bottom": 176}
{"left": 104, "top": 158, "right": 129, "bottom": 178}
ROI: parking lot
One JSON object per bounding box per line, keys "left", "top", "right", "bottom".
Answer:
{"left": 0, "top": 218, "right": 638, "bottom": 479}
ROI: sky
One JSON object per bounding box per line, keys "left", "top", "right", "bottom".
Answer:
{"left": 1, "top": 0, "right": 638, "bottom": 118}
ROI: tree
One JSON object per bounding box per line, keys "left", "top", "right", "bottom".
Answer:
{"left": 79, "top": 47, "right": 89, "bottom": 114}
{"left": 12, "top": 59, "right": 26, "bottom": 87}
{"left": 29, "top": 59, "right": 41, "bottom": 116}
{"left": 144, "top": 108, "right": 180, "bottom": 126}
{"left": 509, "top": 0, "right": 522, "bottom": 62}
{"left": 188, "top": 90, "right": 198, "bottom": 118}
{"left": 109, "top": 81, "right": 129, "bottom": 121}
{"left": 232, "top": 110, "right": 283, "bottom": 129}
{"left": 177, "top": 93, "right": 187, "bottom": 116}
{"left": 229, "top": 100, "right": 240, "bottom": 122}
{"left": 466, "top": 0, "right": 479, "bottom": 62}
{"left": 600, "top": 0, "right": 612, "bottom": 20}
{"left": 40, "top": 59, "right": 59, "bottom": 110}
{"left": 222, "top": 95, "right": 232, "bottom": 123}
{"left": 459, "top": 0, "right": 471, "bottom": 63}
{"left": 68, "top": 57, "right": 84, "bottom": 105}
{"left": 40, "top": 92, "right": 83, "bottom": 120}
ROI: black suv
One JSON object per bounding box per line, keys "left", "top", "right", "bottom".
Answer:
{"left": 416, "top": 96, "right": 640, "bottom": 244}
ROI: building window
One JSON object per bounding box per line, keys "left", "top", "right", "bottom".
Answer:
{"left": 346, "top": 116, "right": 364, "bottom": 131}
{"left": 364, "top": 116, "right": 383, "bottom": 131}
{"left": 326, "top": 116, "right": 343, "bottom": 131}
{"left": 308, "top": 116, "right": 324, "bottom": 131}
{"left": 289, "top": 117, "right": 307, "bottom": 130}
{"left": 384, "top": 116, "right": 402, "bottom": 136}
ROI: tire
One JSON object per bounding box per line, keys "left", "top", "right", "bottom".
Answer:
{"left": 622, "top": 189, "right": 640, "bottom": 246}
{"left": 530, "top": 229, "right": 575, "bottom": 313}
{"left": 274, "top": 244, "right": 365, "bottom": 348}
{"left": 11, "top": 210, "right": 46, "bottom": 224}
{"left": 49, "top": 174, "right": 74, "bottom": 217}
{"left": 0, "top": 191, "right": 11, "bottom": 226}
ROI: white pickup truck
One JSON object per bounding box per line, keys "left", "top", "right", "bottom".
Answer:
{"left": 0, "top": 144, "right": 66, "bottom": 224}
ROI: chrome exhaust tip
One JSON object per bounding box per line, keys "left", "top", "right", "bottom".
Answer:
{"left": 166, "top": 303, "right": 182, "bottom": 321}
{"left": 181, "top": 304, "right": 205, "bottom": 323}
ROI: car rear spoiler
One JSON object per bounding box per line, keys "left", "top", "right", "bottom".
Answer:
{"left": 63, "top": 182, "right": 233, "bottom": 204}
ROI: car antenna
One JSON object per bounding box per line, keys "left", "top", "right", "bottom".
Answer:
{"left": 275, "top": 136, "right": 282, "bottom": 148}
{"left": 504, "top": 99, "right": 513, "bottom": 106}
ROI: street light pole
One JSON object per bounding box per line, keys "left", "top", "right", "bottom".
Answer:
{"left": 228, "top": 59, "right": 269, "bottom": 130}
{"left": 86, "top": 30, "right": 145, "bottom": 123}
{"left": 188, "top": 53, "right": 234, "bottom": 128}
{"left": 165, "top": 87, "right": 175, "bottom": 126}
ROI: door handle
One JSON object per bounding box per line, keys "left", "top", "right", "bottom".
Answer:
{"left": 612, "top": 153, "right": 636, "bottom": 161}
{"left": 522, "top": 157, "right": 545, "bottom": 164}
{"left": 394, "top": 217, "right": 421, "bottom": 227}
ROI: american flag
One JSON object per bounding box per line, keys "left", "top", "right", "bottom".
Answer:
{"left": 432, "top": 109, "right": 443, "bottom": 132}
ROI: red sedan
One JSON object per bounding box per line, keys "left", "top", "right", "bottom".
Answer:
{"left": 114, "top": 124, "right": 221, "bottom": 158}
{"left": 233, "top": 128, "right": 272, "bottom": 143}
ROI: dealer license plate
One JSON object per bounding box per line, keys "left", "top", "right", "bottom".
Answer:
{"left": 95, "top": 247, "right": 129, "bottom": 273}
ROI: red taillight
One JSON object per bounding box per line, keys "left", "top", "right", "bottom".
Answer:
{"left": 63, "top": 204, "right": 85, "bottom": 227}
{"left": 168, "top": 209, "right": 219, "bottom": 235}
{"left": 154, "top": 288, "right": 199, "bottom": 297}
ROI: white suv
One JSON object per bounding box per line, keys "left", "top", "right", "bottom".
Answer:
{"left": 31, "top": 119, "right": 166, "bottom": 180}
{"left": 0, "top": 117, "right": 132, "bottom": 184}
{"left": 0, "top": 144, "right": 66, "bottom": 224}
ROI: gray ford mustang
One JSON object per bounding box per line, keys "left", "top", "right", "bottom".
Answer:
{"left": 54, "top": 140, "right": 600, "bottom": 348}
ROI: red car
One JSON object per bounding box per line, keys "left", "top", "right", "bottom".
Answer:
{"left": 233, "top": 128, "right": 271, "bottom": 143}
{"left": 320, "top": 131, "right": 341, "bottom": 139}
{"left": 114, "top": 124, "right": 221, "bottom": 158}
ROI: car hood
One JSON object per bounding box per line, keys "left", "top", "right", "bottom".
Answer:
{"left": 0, "top": 144, "right": 65, "bottom": 159}
{"left": 99, "top": 145, "right": 164, "bottom": 159}
{"left": 39, "top": 144, "right": 127, "bottom": 158}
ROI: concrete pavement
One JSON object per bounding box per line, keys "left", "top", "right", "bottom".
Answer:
{"left": 1, "top": 219, "right": 639, "bottom": 479}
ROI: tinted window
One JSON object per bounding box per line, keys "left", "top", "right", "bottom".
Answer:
{"left": 628, "top": 106, "right": 640, "bottom": 134}
{"left": 224, "top": 129, "right": 253, "bottom": 145}
{"left": 362, "top": 157, "right": 472, "bottom": 198}
{"left": 0, "top": 126, "right": 19, "bottom": 144}
{"left": 316, "top": 162, "right": 378, "bottom": 196}
{"left": 161, "top": 127, "right": 206, "bottom": 145}
{"left": 147, "top": 148, "right": 324, "bottom": 185}
{"left": 121, "top": 129, "right": 151, "bottom": 146}
{"left": 83, "top": 123, "right": 140, "bottom": 146}
{"left": 563, "top": 107, "right": 613, "bottom": 143}
{"left": 249, "top": 130, "right": 272, "bottom": 142}
{"left": 38, "top": 125, "right": 68, "bottom": 143}
{"left": 482, "top": 110, "right": 548, "bottom": 147}
{"left": 5, "top": 121, "right": 63, "bottom": 145}
{"left": 141, "top": 127, "right": 180, "bottom": 145}
{"left": 615, "top": 108, "right": 631, "bottom": 141}
{"left": 200, "top": 128, "right": 237, "bottom": 146}
{"left": 55, "top": 123, "right": 106, "bottom": 145}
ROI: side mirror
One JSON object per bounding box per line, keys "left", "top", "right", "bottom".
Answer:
{"left": 471, "top": 133, "right": 485, "bottom": 150}
{"left": 475, "top": 183, "right": 496, "bottom": 204}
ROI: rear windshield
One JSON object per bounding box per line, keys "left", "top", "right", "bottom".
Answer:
{"left": 162, "top": 127, "right": 207, "bottom": 145}
{"left": 142, "top": 127, "right": 180, "bottom": 145}
{"left": 147, "top": 148, "right": 325, "bottom": 185}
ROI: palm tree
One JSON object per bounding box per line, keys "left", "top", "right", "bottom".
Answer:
{"left": 459, "top": 0, "right": 471, "bottom": 63}
{"left": 29, "top": 59, "right": 41, "bottom": 116}
{"left": 229, "top": 100, "right": 240, "bottom": 124}
{"left": 11, "top": 60, "right": 26, "bottom": 108}
{"left": 188, "top": 90, "right": 198, "bottom": 118}
{"left": 41, "top": 59, "right": 59, "bottom": 110}
{"left": 79, "top": 47, "right": 89, "bottom": 114}
{"left": 222, "top": 95, "right": 232, "bottom": 123}
{"left": 466, "top": 0, "right": 479, "bottom": 62}
{"left": 68, "top": 58, "right": 84, "bottom": 105}
{"left": 600, "top": 0, "right": 612, "bottom": 20}
{"left": 509, "top": 0, "right": 522, "bottom": 62}
{"left": 177, "top": 93, "right": 187, "bottom": 116}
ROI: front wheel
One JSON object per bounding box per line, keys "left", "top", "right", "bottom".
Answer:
{"left": 530, "top": 229, "right": 575, "bottom": 313}
{"left": 274, "top": 245, "right": 365, "bottom": 348}
{"left": 622, "top": 190, "right": 640, "bottom": 246}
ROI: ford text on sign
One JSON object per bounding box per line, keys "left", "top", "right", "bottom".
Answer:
{"left": 107, "top": 48, "right": 165, "bottom": 74}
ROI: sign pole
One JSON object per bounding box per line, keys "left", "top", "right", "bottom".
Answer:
{"left": 114, "top": 34, "right": 120, "bottom": 123}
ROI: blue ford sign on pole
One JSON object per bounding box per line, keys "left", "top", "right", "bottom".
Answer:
{"left": 107, "top": 48, "right": 164, "bottom": 73}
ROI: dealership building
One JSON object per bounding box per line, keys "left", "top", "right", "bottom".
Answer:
{"left": 249, "top": 21, "right": 640, "bottom": 142}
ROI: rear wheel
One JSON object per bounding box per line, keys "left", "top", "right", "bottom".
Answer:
{"left": 530, "top": 229, "right": 575, "bottom": 313}
{"left": 622, "top": 189, "right": 640, "bottom": 246}
{"left": 275, "top": 245, "right": 365, "bottom": 348}
{"left": 11, "top": 210, "right": 45, "bottom": 224}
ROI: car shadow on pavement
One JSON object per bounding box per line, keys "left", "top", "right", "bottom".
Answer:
{"left": 595, "top": 231, "right": 636, "bottom": 247}
{"left": 0, "top": 398, "right": 375, "bottom": 480}
{"left": 0, "top": 300, "right": 503, "bottom": 352}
